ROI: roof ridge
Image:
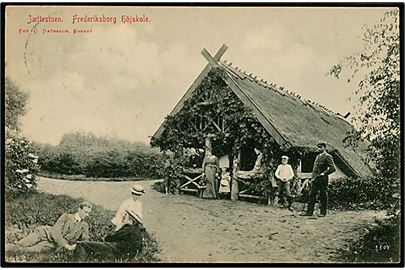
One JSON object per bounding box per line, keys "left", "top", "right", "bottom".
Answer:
{"left": 219, "top": 59, "right": 347, "bottom": 122}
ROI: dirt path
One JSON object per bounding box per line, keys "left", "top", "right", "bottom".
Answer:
{"left": 37, "top": 177, "right": 385, "bottom": 263}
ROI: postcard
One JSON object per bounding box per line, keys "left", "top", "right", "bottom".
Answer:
{"left": 2, "top": 4, "right": 402, "bottom": 265}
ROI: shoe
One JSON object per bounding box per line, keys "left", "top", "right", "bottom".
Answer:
{"left": 319, "top": 213, "right": 326, "bottom": 217}
{"left": 299, "top": 212, "right": 312, "bottom": 216}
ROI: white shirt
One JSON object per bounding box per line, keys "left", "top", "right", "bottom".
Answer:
{"left": 111, "top": 198, "right": 143, "bottom": 230}
{"left": 275, "top": 164, "right": 294, "bottom": 181}
{"left": 74, "top": 212, "right": 81, "bottom": 223}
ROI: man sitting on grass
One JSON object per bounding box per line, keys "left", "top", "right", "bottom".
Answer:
{"left": 7, "top": 201, "right": 92, "bottom": 252}
{"left": 72, "top": 184, "right": 145, "bottom": 262}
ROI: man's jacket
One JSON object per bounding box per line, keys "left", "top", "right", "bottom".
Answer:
{"left": 312, "top": 152, "right": 336, "bottom": 179}
{"left": 51, "top": 213, "right": 89, "bottom": 247}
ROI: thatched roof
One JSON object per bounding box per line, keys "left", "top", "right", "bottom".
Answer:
{"left": 152, "top": 59, "right": 373, "bottom": 177}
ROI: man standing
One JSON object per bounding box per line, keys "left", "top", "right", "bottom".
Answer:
{"left": 275, "top": 155, "right": 294, "bottom": 210}
{"left": 8, "top": 202, "right": 92, "bottom": 252}
{"left": 302, "top": 142, "right": 336, "bottom": 217}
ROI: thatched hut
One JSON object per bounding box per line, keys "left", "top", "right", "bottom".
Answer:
{"left": 151, "top": 45, "right": 373, "bottom": 201}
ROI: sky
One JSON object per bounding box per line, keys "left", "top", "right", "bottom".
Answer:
{"left": 5, "top": 6, "right": 392, "bottom": 145}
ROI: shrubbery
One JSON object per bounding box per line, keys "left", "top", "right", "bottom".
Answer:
{"left": 34, "top": 132, "right": 165, "bottom": 179}
{"left": 332, "top": 214, "right": 401, "bottom": 263}
{"left": 5, "top": 192, "right": 160, "bottom": 263}
{"left": 5, "top": 130, "right": 40, "bottom": 198}
{"left": 328, "top": 176, "right": 398, "bottom": 211}
{"left": 5, "top": 78, "right": 40, "bottom": 198}
{"left": 85, "top": 150, "right": 165, "bottom": 178}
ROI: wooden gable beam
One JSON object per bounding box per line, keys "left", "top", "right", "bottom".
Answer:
{"left": 152, "top": 44, "right": 228, "bottom": 139}
{"left": 200, "top": 48, "right": 289, "bottom": 147}
{"left": 201, "top": 48, "right": 221, "bottom": 67}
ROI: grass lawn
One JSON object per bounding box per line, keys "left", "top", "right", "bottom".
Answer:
{"left": 4, "top": 192, "right": 160, "bottom": 263}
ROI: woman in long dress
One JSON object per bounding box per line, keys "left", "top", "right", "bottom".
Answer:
{"left": 201, "top": 148, "right": 219, "bottom": 199}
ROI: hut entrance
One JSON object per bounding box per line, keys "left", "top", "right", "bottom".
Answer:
{"left": 301, "top": 152, "right": 318, "bottom": 173}
{"left": 240, "top": 143, "right": 260, "bottom": 171}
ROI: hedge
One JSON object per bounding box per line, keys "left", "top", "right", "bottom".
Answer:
{"left": 36, "top": 148, "right": 165, "bottom": 179}
{"left": 328, "top": 176, "right": 398, "bottom": 211}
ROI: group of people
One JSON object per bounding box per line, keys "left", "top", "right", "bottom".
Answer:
{"left": 198, "top": 142, "right": 336, "bottom": 218}
{"left": 274, "top": 142, "right": 336, "bottom": 217}
{"left": 7, "top": 142, "right": 336, "bottom": 262}
{"left": 7, "top": 184, "right": 147, "bottom": 262}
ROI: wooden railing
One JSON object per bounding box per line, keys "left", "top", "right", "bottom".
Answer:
{"left": 179, "top": 168, "right": 203, "bottom": 194}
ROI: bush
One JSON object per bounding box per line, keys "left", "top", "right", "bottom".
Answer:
{"left": 328, "top": 176, "right": 398, "bottom": 210}
{"left": 34, "top": 133, "right": 166, "bottom": 180}
{"left": 5, "top": 131, "right": 40, "bottom": 198}
{"left": 332, "top": 214, "right": 401, "bottom": 263}
{"left": 5, "top": 192, "right": 160, "bottom": 263}
{"left": 84, "top": 150, "right": 165, "bottom": 179}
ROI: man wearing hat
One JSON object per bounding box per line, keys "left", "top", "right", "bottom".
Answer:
{"left": 112, "top": 184, "right": 145, "bottom": 230}
{"left": 72, "top": 185, "right": 145, "bottom": 261}
{"left": 275, "top": 155, "right": 295, "bottom": 210}
{"left": 302, "top": 142, "right": 336, "bottom": 217}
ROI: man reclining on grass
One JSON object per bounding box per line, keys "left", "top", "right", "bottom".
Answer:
{"left": 7, "top": 201, "right": 92, "bottom": 253}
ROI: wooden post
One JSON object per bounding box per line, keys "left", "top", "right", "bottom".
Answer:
{"left": 267, "top": 171, "right": 275, "bottom": 205}
{"left": 231, "top": 152, "right": 240, "bottom": 201}
{"left": 174, "top": 146, "right": 184, "bottom": 195}
{"left": 205, "top": 135, "right": 212, "bottom": 150}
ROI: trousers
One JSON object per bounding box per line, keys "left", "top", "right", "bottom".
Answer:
{"left": 277, "top": 181, "right": 292, "bottom": 206}
{"left": 73, "top": 241, "right": 117, "bottom": 262}
{"left": 306, "top": 176, "right": 328, "bottom": 215}
{"left": 15, "top": 226, "right": 55, "bottom": 252}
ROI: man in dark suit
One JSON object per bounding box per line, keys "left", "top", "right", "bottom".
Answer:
{"left": 301, "top": 142, "right": 336, "bottom": 217}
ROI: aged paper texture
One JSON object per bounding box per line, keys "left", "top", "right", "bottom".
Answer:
{"left": 3, "top": 4, "right": 402, "bottom": 265}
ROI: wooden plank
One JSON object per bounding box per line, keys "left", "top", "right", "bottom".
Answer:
{"left": 201, "top": 48, "right": 220, "bottom": 68}
{"left": 215, "top": 44, "right": 229, "bottom": 60}
{"left": 298, "top": 172, "right": 312, "bottom": 179}
{"left": 180, "top": 187, "right": 199, "bottom": 193}
{"left": 180, "top": 174, "right": 203, "bottom": 189}
{"left": 238, "top": 194, "right": 266, "bottom": 200}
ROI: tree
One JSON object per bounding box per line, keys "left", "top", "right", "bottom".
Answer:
{"left": 329, "top": 9, "right": 400, "bottom": 180}
{"left": 5, "top": 78, "right": 29, "bottom": 131}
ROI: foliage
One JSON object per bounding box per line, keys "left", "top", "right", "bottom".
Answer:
{"left": 332, "top": 214, "right": 400, "bottom": 263}
{"left": 5, "top": 192, "right": 160, "bottom": 263}
{"left": 5, "top": 133, "right": 40, "bottom": 198}
{"left": 5, "top": 78, "right": 40, "bottom": 198}
{"left": 329, "top": 10, "right": 400, "bottom": 181}
{"left": 5, "top": 78, "right": 29, "bottom": 131}
{"left": 328, "top": 176, "right": 398, "bottom": 211}
{"left": 151, "top": 68, "right": 283, "bottom": 195}
{"left": 85, "top": 150, "right": 165, "bottom": 178}
{"left": 34, "top": 132, "right": 165, "bottom": 179}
